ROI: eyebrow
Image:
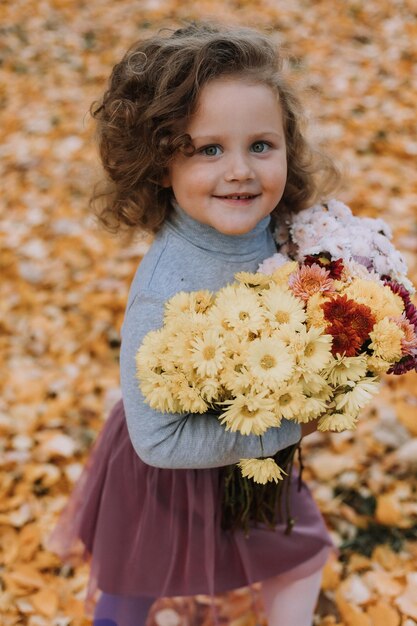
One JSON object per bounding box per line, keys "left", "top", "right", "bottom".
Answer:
{"left": 191, "top": 131, "right": 284, "bottom": 142}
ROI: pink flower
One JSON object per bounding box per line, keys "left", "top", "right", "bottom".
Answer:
{"left": 288, "top": 263, "right": 335, "bottom": 302}
{"left": 391, "top": 315, "right": 417, "bottom": 356}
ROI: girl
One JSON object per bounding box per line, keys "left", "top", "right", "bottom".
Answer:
{"left": 49, "top": 22, "right": 340, "bottom": 626}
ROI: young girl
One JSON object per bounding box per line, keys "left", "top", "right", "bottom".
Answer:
{"left": 49, "top": 22, "right": 340, "bottom": 626}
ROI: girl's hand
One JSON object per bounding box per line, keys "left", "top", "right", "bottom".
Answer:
{"left": 300, "top": 418, "right": 319, "bottom": 438}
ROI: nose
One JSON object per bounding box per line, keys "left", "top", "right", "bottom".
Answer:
{"left": 224, "top": 151, "right": 254, "bottom": 182}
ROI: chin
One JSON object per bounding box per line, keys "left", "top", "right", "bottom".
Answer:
{"left": 214, "top": 220, "right": 256, "bottom": 236}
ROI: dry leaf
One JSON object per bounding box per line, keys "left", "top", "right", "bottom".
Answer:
{"left": 366, "top": 600, "right": 400, "bottom": 626}
{"left": 395, "top": 573, "right": 417, "bottom": 620}
{"left": 29, "top": 588, "right": 59, "bottom": 618}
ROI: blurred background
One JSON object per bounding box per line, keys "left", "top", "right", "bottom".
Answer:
{"left": 1, "top": 0, "right": 417, "bottom": 624}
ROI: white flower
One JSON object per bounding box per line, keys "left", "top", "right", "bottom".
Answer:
{"left": 335, "top": 378, "right": 380, "bottom": 414}
{"left": 238, "top": 458, "right": 286, "bottom": 484}
{"left": 324, "top": 355, "right": 368, "bottom": 386}
{"left": 318, "top": 412, "right": 358, "bottom": 432}
{"left": 246, "top": 336, "right": 295, "bottom": 389}
{"left": 258, "top": 252, "right": 291, "bottom": 274}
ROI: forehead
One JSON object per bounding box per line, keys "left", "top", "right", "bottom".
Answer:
{"left": 186, "top": 78, "right": 284, "bottom": 135}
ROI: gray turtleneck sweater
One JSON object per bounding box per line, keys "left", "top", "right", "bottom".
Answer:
{"left": 120, "top": 206, "right": 302, "bottom": 468}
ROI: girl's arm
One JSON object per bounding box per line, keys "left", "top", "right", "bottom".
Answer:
{"left": 120, "top": 291, "right": 302, "bottom": 469}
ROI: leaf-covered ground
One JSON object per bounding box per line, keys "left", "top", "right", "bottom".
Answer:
{"left": 1, "top": 0, "right": 417, "bottom": 624}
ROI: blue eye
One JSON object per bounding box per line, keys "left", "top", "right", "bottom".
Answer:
{"left": 200, "top": 145, "right": 221, "bottom": 156}
{"left": 251, "top": 141, "right": 269, "bottom": 153}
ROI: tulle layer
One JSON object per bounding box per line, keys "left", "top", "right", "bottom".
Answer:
{"left": 47, "top": 400, "right": 333, "bottom": 615}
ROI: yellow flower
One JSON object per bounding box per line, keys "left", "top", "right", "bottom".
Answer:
{"left": 335, "top": 377, "right": 379, "bottom": 414}
{"left": 295, "top": 326, "right": 333, "bottom": 372}
{"left": 306, "top": 292, "right": 329, "bottom": 329}
{"left": 271, "top": 261, "right": 299, "bottom": 287}
{"left": 139, "top": 372, "right": 182, "bottom": 413}
{"left": 367, "top": 355, "right": 391, "bottom": 375}
{"left": 220, "top": 355, "right": 252, "bottom": 395}
{"left": 344, "top": 279, "right": 404, "bottom": 322}
{"left": 235, "top": 271, "right": 271, "bottom": 289}
{"left": 210, "top": 284, "right": 265, "bottom": 336}
{"left": 369, "top": 318, "right": 404, "bottom": 361}
{"left": 324, "top": 355, "right": 368, "bottom": 386}
{"left": 261, "top": 285, "right": 306, "bottom": 329}
{"left": 136, "top": 329, "right": 169, "bottom": 376}
{"left": 176, "top": 382, "right": 208, "bottom": 413}
{"left": 190, "top": 329, "right": 225, "bottom": 378}
{"left": 246, "top": 336, "right": 295, "bottom": 389}
{"left": 318, "top": 412, "right": 358, "bottom": 432}
{"left": 199, "top": 377, "right": 221, "bottom": 402}
{"left": 220, "top": 391, "right": 278, "bottom": 435}
{"left": 298, "top": 370, "right": 330, "bottom": 395}
{"left": 271, "top": 383, "right": 306, "bottom": 420}
{"left": 164, "top": 290, "right": 213, "bottom": 322}
{"left": 297, "top": 396, "right": 328, "bottom": 421}
{"left": 238, "top": 458, "right": 286, "bottom": 484}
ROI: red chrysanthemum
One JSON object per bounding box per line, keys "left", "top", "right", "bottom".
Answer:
{"left": 322, "top": 294, "right": 376, "bottom": 341}
{"left": 326, "top": 320, "right": 363, "bottom": 357}
{"left": 304, "top": 254, "right": 345, "bottom": 279}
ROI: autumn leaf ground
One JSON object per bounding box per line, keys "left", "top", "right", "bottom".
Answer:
{"left": 1, "top": 0, "right": 417, "bottom": 624}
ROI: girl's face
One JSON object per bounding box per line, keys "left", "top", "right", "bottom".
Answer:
{"left": 165, "top": 77, "right": 287, "bottom": 236}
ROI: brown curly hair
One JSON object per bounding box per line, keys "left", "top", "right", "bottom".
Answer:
{"left": 91, "top": 21, "right": 339, "bottom": 234}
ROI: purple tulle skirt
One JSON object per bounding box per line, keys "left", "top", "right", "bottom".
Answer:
{"left": 47, "top": 400, "right": 333, "bottom": 616}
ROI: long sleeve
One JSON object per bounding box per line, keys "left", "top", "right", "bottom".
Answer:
{"left": 120, "top": 289, "right": 302, "bottom": 469}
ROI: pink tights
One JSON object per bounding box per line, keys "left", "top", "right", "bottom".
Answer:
{"left": 93, "top": 566, "right": 323, "bottom": 626}
{"left": 261, "top": 566, "right": 323, "bottom": 626}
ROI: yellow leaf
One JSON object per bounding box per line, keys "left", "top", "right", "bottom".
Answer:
{"left": 366, "top": 601, "right": 400, "bottom": 626}
{"left": 29, "top": 588, "right": 59, "bottom": 618}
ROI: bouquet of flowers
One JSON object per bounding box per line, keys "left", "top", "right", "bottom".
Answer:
{"left": 136, "top": 199, "right": 416, "bottom": 532}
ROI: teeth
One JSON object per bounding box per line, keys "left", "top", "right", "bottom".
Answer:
{"left": 225, "top": 195, "right": 252, "bottom": 199}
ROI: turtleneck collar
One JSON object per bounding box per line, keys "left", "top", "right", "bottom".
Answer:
{"left": 165, "top": 203, "right": 272, "bottom": 258}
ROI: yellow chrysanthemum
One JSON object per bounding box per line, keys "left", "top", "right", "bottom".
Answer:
{"left": 318, "top": 412, "right": 358, "bottom": 432}
{"left": 324, "top": 355, "right": 368, "bottom": 386}
{"left": 220, "top": 356, "right": 252, "bottom": 395}
{"left": 139, "top": 372, "right": 182, "bottom": 413}
{"left": 235, "top": 271, "right": 272, "bottom": 289}
{"left": 366, "top": 355, "right": 391, "bottom": 375}
{"left": 261, "top": 285, "right": 306, "bottom": 329}
{"left": 271, "top": 383, "right": 306, "bottom": 420}
{"left": 369, "top": 318, "right": 404, "bottom": 361}
{"left": 335, "top": 377, "right": 379, "bottom": 414}
{"left": 176, "top": 380, "right": 208, "bottom": 413}
{"left": 344, "top": 279, "right": 404, "bottom": 322}
{"left": 270, "top": 261, "right": 299, "bottom": 287}
{"left": 164, "top": 290, "right": 213, "bottom": 322}
{"left": 295, "top": 326, "right": 333, "bottom": 372}
{"left": 220, "top": 391, "right": 278, "bottom": 435}
{"left": 246, "top": 336, "right": 295, "bottom": 389}
{"left": 298, "top": 370, "right": 330, "bottom": 395}
{"left": 238, "top": 458, "right": 286, "bottom": 484}
{"left": 210, "top": 284, "right": 265, "bottom": 335}
{"left": 306, "top": 292, "right": 329, "bottom": 329}
{"left": 296, "top": 396, "right": 328, "bottom": 422}
{"left": 190, "top": 329, "right": 225, "bottom": 378}
{"left": 199, "top": 377, "right": 222, "bottom": 402}
{"left": 136, "top": 329, "right": 170, "bottom": 376}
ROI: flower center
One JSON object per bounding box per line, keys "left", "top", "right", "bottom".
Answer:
{"left": 279, "top": 393, "right": 292, "bottom": 405}
{"left": 305, "top": 343, "right": 315, "bottom": 357}
{"left": 203, "top": 346, "right": 216, "bottom": 360}
{"left": 275, "top": 311, "right": 290, "bottom": 323}
{"left": 241, "top": 406, "right": 259, "bottom": 418}
{"left": 260, "top": 354, "right": 276, "bottom": 369}
{"left": 239, "top": 311, "right": 249, "bottom": 320}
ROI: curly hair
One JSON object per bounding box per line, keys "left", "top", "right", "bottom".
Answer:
{"left": 91, "top": 22, "right": 340, "bottom": 234}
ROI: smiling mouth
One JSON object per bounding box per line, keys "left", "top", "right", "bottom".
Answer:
{"left": 215, "top": 194, "right": 260, "bottom": 200}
